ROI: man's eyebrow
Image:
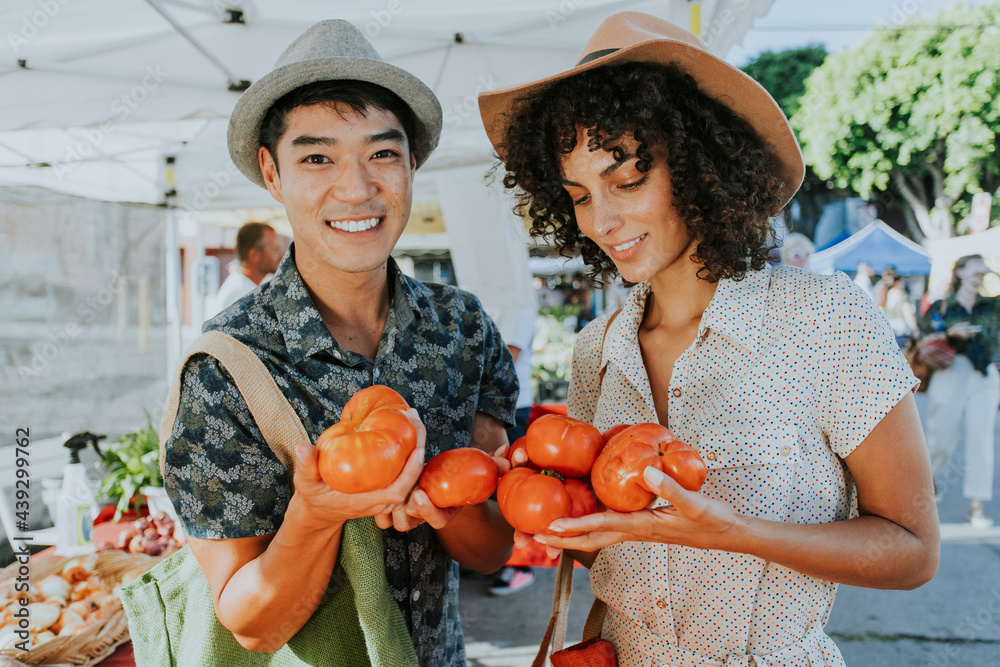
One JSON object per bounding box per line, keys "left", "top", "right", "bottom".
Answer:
{"left": 560, "top": 152, "right": 636, "bottom": 186}
{"left": 367, "top": 129, "right": 405, "bottom": 146}
{"left": 288, "top": 129, "right": 406, "bottom": 148}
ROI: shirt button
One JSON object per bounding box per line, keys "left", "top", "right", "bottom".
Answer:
{"left": 779, "top": 445, "right": 792, "bottom": 457}
{"left": 333, "top": 350, "right": 343, "bottom": 360}
{"left": 705, "top": 451, "right": 717, "bottom": 461}
{"left": 671, "top": 388, "right": 682, "bottom": 398}
{"left": 373, "top": 368, "right": 380, "bottom": 380}
{"left": 656, "top": 599, "right": 667, "bottom": 609}
{"left": 412, "top": 590, "right": 420, "bottom": 602}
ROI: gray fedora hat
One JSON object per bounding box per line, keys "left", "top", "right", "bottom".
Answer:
{"left": 228, "top": 20, "right": 443, "bottom": 187}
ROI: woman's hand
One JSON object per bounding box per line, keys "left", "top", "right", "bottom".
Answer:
{"left": 533, "top": 467, "right": 738, "bottom": 554}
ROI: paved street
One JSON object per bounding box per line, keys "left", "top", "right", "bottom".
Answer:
{"left": 459, "top": 392, "right": 1000, "bottom": 666}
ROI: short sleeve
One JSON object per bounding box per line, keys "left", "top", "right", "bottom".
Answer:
{"left": 163, "top": 354, "right": 291, "bottom": 539}
{"left": 815, "top": 274, "right": 919, "bottom": 458}
{"left": 473, "top": 306, "right": 519, "bottom": 428}
{"left": 567, "top": 312, "right": 613, "bottom": 424}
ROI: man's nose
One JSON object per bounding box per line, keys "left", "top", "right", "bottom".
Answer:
{"left": 333, "top": 160, "right": 377, "bottom": 204}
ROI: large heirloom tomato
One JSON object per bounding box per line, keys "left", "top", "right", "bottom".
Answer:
{"left": 497, "top": 468, "right": 598, "bottom": 536}
{"left": 497, "top": 416, "right": 603, "bottom": 535}
{"left": 419, "top": 447, "right": 499, "bottom": 508}
{"left": 316, "top": 386, "right": 417, "bottom": 494}
{"left": 591, "top": 423, "right": 707, "bottom": 512}
{"left": 524, "top": 415, "right": 604, "bottom": 478}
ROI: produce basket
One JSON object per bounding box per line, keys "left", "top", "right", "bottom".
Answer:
{"left": 0, "top": 550, "right": 160, "bottom": 666}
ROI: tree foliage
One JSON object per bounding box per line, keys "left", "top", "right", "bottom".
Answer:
{"left": 741, "top": 45, "right": 828, "bottom": 119}
{"left": 792, "top": 3, "right": 1000, "bottom": 241}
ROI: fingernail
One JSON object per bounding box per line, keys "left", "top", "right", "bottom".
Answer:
{"left": 644, "top": 466, "right": 666, "bottom": 484}
{"left": 533, "top": 535, "right": 547, "bottom": 545}
{"left": 418, "top": 449, "right": 425, "bottom": 464}
{"left": 548, "top": 524, "right": 565, "bottom": 532}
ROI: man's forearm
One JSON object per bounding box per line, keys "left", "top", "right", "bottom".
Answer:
{"left": 435, "top": 499, "right": 513, "bottom": 574}
{"left": 216, "top": 494, "right": 344, "bottom": 652}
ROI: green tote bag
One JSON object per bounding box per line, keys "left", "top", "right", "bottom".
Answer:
{"left": 119, "top": 331, "right": 418, "bottom": 667}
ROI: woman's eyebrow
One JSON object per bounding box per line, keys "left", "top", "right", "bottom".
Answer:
{"left": 561, "top": 152, "right": 637, "bottom": 186}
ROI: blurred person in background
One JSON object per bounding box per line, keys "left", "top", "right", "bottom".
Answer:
{"left": 211, "top": 221, "right": 284, "bottom": 315}
{"left": 853, "top": 261, "right": 876, "bottom": 301}
{"left": 779, "top": 232, "right": 814, "bottom": 269}
{"left": 919, "top": 254, "right": 1000, "bottom": 528}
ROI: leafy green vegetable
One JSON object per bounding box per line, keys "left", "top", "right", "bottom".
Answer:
{"left": 96, "top": 413, "right": 161, "bottom": 521}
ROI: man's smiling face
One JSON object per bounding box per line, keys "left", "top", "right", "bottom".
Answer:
{"left": 259, "top": 102, "right": 416, "bottom": 277}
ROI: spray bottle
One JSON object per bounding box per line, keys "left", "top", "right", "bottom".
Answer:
{"left": 56, "top": 432, "right": 105, "bottom": 556}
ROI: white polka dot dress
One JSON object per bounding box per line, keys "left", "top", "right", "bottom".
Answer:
{"left": 568, "top": 265, "right": 917, "bottom": 667}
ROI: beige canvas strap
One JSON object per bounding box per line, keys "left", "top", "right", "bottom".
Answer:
{"left": 159, "top": 330, "right": 310, "bottom": 479}
{"left": 533, "top": 310, "right": 620, "bottom": 665}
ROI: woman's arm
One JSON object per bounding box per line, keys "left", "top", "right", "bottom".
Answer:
{"left": 539, "top": 393, "right": 940, "bottom": 590}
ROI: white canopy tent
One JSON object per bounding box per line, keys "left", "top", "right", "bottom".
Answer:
{"left": 0, "top": 0, "right": 775, "bottom": 369}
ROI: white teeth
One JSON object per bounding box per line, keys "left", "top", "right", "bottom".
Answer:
{"left": 613, "top": 234, "right": 646, "bottom": 252}
{"left": 328, "top": 217, "right": 382, "bottom": 232}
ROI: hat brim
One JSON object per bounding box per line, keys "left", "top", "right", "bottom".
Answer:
{"left": 228, "top": 58, "right": 443, "bottom": 188}
{"left": 478, "top": 39, "right": 804, "bottom": 208}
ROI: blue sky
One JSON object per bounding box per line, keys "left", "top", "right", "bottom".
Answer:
{"left": 726, "top": 0, "right": 995, "bottom": 65}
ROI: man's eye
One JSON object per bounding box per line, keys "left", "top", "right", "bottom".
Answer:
{"left": 373, "top": 149, "right": 400, "bottom": 159}
{"left": 303, "top": 155, "right": 330, "bottom": 164}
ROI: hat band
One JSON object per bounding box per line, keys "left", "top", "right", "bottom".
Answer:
{"left": 576, "top": 48, "right": 620, "bottom": 67}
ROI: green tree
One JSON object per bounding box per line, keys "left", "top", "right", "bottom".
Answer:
{"left": 742, "top": 45, "right": 837, "bottom": 238}
{"left": 742, "top": 45, "right": 828, "bottom": 118}
{"left": 792, "top": 3, "right": 1000, "bottom": 242}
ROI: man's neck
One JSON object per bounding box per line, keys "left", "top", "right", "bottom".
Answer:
{"left": 238, "top": 264, "right": 266, "bottom": 286}
{"left": 294, "top": 252, "right": 393, "bottom": 359}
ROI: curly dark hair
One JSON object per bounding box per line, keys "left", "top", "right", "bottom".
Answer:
{"left": 494, "top": 62, "right": 784, "bottom": 285}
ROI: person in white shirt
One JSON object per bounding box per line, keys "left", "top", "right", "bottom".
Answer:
{"left": 854, "top": 261, "right": 877, "bottom": 301}
{"left": 211, "top": 222, "right": 285, "bottom": 316}
{"left": 480, "top": 12, "right": 939, "bottom": 666}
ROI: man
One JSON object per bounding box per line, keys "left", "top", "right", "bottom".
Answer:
{"left": 210, "top": 221, "right": 284, "bottom": 315}
{"left": 853, "top": 261, "right": 876, "bottom": 301}
{"left": 163, "top": 20, "right": 517, "bottom": 666}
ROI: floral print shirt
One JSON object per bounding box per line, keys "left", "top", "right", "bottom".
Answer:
{"left": 163, "top": 245, "right": 517, "bottom": 667}
{"left": 918, "top": 294, "right": 1000, "bottom": 375}
{"left": 568, "top": 265, "right": 916, "bottom": 667}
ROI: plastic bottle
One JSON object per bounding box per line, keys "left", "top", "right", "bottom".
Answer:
{"left": 56, "top": 432, "right": 105, "bottom": 556}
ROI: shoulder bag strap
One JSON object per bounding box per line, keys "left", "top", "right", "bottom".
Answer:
{"left": 159, "top": 330, "right": 309, "bottom": 480}
{"left": 533, "top": 311, "right": 620, "bottom": 666}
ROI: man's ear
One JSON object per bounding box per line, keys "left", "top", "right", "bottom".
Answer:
{"left": 259, "top": 146, "right": 284, "bottom": 203}
{"left": 410, "top": 152, "right": 417, "bottom": 176}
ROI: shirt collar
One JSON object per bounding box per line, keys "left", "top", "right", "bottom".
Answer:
{"left": 270, "top": 244, "right": 424, "bottom": 363}
{"left": 699, "top": 265, "right": 772, "bottom": 354}
{"left": 601, "top": 264, "right": 771, "bottom": 371}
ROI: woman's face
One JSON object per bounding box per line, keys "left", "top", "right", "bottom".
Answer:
{"left": 956, "top": 258, "right": 988, "bottom": 291}
{"left": 558, "top": 127, "right": 696, "bottom": 285}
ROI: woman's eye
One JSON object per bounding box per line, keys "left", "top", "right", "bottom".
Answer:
{"left": 303, "top": 154, "right": 330, "bottom": 164}
{"left": 619, "top": 174, "right": 648, "bottom": 191}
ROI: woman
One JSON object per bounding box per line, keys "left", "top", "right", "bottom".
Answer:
{"left": 920, "top": 254, "right": 1000, "bottom": 528}
{"left": 479, "top": 12, "right": 939, "bottom": 666}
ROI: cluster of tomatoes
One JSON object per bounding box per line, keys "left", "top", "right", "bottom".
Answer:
{"left": 314, "top": 386, "right": 709, "bottom": 533}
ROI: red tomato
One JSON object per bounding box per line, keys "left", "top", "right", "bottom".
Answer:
{"left": 524, "top": 414, "right": 604, "bottom": 478}
{"left": 591, "top": 423, "right": 706, "bottom": 512}
{"left": 316, "top": 386, "right": 417, "bottom": 494}
{"left": 419, "top": 448, "right": 499, "bottom": 508}
{"left": 602, "top": 424, "right": 630, "bottom": 443}
{"left": 341, "top": 385, "right": 408, "bottom": 421}
{"left": 497, "top": 468, "right": 598, "bottom": 537}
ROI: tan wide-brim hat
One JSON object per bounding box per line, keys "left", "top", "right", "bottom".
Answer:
{"left": 228, "top": 20, "right": 443, "bottom": 188}
{"left": 478, "top": 12, "right": 804, "bottom": 208}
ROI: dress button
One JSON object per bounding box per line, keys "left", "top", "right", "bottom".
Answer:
{"left": 671, "top": 388, "right": 682, "bottom": 398}
{"left": 779, "top": 445, "right": 792, "bottom": 457}
{"left": 656, "top": 599, "right": 667, "bottom": 609}
{"left": 705, "top": 451, "right": 717, "bottom": 461}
